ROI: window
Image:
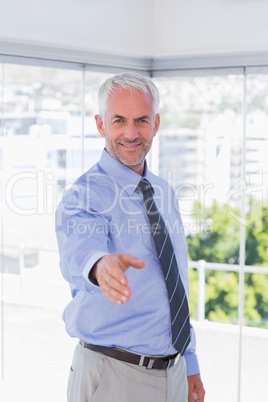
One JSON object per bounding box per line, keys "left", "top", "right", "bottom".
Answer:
{"left": 0, "top": 63, "right": 111, "bottom": 402}
{"left": 0, "top": 57, "right": 267, "bottom": 402}
{"left": 153, "top": 73, "right": 268, "bottom": 402}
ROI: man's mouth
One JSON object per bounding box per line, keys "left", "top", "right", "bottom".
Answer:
{"left": 119, "top": 142, "right": 142, "bottom": 149}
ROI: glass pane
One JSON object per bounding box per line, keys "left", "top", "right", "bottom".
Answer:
{"left": 84, "top": 71, "right": 113, "bottom": 171}
{"left": 1, "top": 64, "right": 83, "bottom": 402}
{"left": 0, "top": 62, "right": 3, "bottom": 385}
{"left": 153, "top": 74, "right": 244, "bottom": 402}
{"left": 154, "top": 74, "right": 243, "bottom": 313}
{"left": 245, "top": 74, "right": 268, "bottom": 325}
{"left": 240, "top": 73, "right": 268, "bottom": 402}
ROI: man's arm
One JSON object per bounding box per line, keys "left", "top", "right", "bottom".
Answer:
{"left": 55, "top": 187, "right": 111, "bottom": 293}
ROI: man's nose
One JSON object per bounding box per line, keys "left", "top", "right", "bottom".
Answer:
{"left": 124, "top": 122, "right": 139, "bottom": 140}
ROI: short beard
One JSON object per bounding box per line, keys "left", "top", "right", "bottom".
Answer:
{"left": 105, "top": 138, "right": 151, "bottom": 169}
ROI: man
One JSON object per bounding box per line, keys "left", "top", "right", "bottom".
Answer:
{"left": 56, "top": 72, "right": 205, "bottom": 402}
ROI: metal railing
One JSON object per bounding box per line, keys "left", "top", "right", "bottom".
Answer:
{"left": 189, "top": 259, "right": 268, "bottom": 322}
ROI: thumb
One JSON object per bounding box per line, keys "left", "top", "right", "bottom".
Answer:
{"left": 120, "top": 253, "right": 146, "bottom": 271}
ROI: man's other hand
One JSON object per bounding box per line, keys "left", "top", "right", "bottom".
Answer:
{"left": 187, "top": 374, "right": 205, "bottom": 402}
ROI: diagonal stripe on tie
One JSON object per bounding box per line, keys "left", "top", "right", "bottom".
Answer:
{"left": 137, "top": 178, "right": 190, "bottom": 355}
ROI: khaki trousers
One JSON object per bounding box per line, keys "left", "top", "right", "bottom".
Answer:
{"left": 67, "top": 342, "right": 188, "bottom": 402}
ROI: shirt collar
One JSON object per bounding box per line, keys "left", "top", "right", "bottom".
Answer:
{"left": 98, "top": 149, "right": 150, "bottom": 196}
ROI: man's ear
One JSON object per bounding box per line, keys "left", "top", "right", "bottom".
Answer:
{"left": 95, "top": 114, "right": 105, "bottom": 137}
{"left": 153, "top": 113, "right": 160, "bottom": 137}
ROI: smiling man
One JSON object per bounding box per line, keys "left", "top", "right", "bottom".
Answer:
{"left": 56, "top": 72, "right": 205, "bottom": 402}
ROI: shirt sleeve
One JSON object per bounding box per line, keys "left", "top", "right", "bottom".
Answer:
{"left": 55, "top": 185, "right": 110, "bottom": 294}
{"left": 184, "top": 323, "right": 200, "bottom": 376}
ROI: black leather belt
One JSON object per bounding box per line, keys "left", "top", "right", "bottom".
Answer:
{"left": 80, "top": 341, "right": 180, "bottom": 370}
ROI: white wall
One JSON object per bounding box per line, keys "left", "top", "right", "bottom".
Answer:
{"left": 1, "top": 0, "right": 268, "bottom": 57}
{"left": 153, "top": 0, "right": 268, "bottom": 56}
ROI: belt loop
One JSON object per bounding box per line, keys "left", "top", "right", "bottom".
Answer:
{"left": 146, "top": 358, "right": 155, "bottom": 370}
{"left": 138, "top": 354, "right": 145, "bottom": 366}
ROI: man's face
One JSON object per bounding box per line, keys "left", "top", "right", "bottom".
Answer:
{"left": 95, "top": 87, "right": 160, "bottom": 175}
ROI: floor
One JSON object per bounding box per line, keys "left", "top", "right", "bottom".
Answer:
{"left": 1, "top": 255, "right": 267, "bottom": 402}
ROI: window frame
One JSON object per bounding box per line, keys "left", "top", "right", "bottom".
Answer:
{"left": 1, "top": 47, "right": 268, "bottom": 402}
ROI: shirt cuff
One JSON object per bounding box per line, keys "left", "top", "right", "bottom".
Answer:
{"left": 184, "top": 352, "right": 200, "bottom": 377}
{"left": 82, "top": 251, "right": 110, "bottom": 293}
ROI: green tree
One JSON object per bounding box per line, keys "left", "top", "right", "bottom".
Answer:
{"left": 187, "top": 201, "right": 240, "bottom": 264}
{"left": 187, "top": 199, "right": 268, "bottom": 328}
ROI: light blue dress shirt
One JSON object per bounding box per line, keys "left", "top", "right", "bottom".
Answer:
{"left": 55, "top": 149, "right": 200, "bottom": 376}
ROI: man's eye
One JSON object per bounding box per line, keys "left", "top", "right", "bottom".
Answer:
{"left": 137, "top": 118, "right": 147, "bottom": 123}
{"left": 114, "top": 119, "right": 124, "bottom": 124}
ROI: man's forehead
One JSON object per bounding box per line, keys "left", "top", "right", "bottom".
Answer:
{"left": 106, "top": 88, "right": 153, "bottom": 111}
{"left": 110, "top": 113, "right": 151, "bottom": 120}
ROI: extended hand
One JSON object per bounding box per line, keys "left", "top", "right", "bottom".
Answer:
{"left": 91, "top": 253, "right": 145, "bottom": 305}
{"left": 187, "top": 374, "right": 205, "bottom": 402}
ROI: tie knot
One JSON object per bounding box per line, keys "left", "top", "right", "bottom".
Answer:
{"left": 137, "top": 179, "right": 153, "bottom": 196}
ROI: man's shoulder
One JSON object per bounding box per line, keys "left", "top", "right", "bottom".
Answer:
{"left": 61, "top": 161, "right": 114, "bottom": 212}
{"left": 148, "top": 171, "right": 174, "bottom": 192}
{"left": 74, "top": 162, "right": 110, "bottom": 189}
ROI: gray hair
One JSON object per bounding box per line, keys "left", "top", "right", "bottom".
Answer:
{"left": 98, "top": 72, "right": 160, "bottom": 119}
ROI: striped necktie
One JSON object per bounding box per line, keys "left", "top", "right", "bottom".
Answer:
{"left": 138, "top": 178, "right": 190, "bottom": 355}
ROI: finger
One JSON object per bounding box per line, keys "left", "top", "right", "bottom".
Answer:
{"left": 120, "top": 253, "right": 146, "bottom": 271}
{"left": 105, "top": 271, "right": 132, "bottom": 298}
{"left": 195, "top": 389, "right": 205, "bottom": 402}
{"left": 108, "top": 261, "right": 130, "bottom": 286}
{"left": 96, "top": 255, "right": 127, "bottom": 284}
{"left": 100, "top": 276, "right": 131, "bottom": 305}
{"left": 107, "top": 286, "right": 131, "bottom": 305}
{"left": 188, "top": 392, "right": 194, "bottom": 402}
{"left": 99, "top": 265, "right": 132, "bottom": 300}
